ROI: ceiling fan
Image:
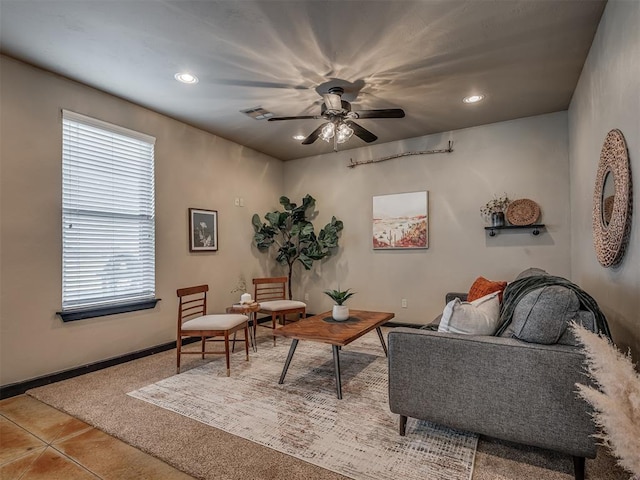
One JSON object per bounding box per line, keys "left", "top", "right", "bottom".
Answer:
{"left": 268, "top": 86, "right": 405, "bottom": 149}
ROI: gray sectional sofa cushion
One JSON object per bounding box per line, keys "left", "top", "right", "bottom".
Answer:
{"left": 496, "top": 269, "right": 611, "bottom": 344}
{"left": 558, "top": 310, "right": 597, "bottom": 346}
{"left": 511, "top": 285, "right": 580, "bottom": 344}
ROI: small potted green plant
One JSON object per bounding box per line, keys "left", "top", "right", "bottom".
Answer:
{"left": 324, "top": 288, "right": 355, "bottom": 321}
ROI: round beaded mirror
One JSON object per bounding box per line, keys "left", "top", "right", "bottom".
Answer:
{"left": 592, "top": 129, "right": 632, "bottom": 267}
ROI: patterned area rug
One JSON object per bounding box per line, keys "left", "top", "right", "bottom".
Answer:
{"left": 128, "top": 333, "right": 477, "bottom": 480}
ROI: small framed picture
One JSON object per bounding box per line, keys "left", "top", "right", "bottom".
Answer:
{"left": 189, "top": 208, "right": 218, "bottom": 252}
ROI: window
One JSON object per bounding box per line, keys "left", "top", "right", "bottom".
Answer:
{"left": 60, "top": 110, "right": 157, "bottom": 321}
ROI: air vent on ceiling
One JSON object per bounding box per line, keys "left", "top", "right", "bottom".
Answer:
{"left": 240, "top": 106, "right": 274, "bottom": 120}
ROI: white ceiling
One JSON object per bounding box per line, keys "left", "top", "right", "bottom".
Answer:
{"left": 0, "top": 0, "right": 606, "bottom": 161}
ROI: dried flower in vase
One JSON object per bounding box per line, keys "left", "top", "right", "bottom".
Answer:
{"left": 480, "top": 194, "right": 510, "bottom": 218}
{"left": 230, "top": 276, "right": 248, "bottom": 294}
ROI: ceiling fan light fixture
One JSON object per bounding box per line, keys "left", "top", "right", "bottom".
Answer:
{"left": 269, "top": 84, "right": 402, "bottom": 147}
{"left": 336, "top": 122, "right": 354, "bottom": 144}
{"left": 174, "top": 72, "right": 199, "bottom": 84}
{"left": 320, "top": 122, "right": 335, "bottom": 142}
{"left": 463, "top": 94, "right": 484, "bottom": 104}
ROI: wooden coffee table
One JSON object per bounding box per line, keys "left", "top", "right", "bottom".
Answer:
{"left": 274, "top": 310, "right": 394, "bottom": 399}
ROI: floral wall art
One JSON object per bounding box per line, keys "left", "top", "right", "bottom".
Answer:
{"left": 189, "top": 208, "right": 218, "bottom": 251}
{"left": 372, "top": 191, "right": 428, "bottom": 249}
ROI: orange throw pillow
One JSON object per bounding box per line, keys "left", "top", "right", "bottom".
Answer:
{"left": 467, "top": 276, "right": 507, "bottom": 303}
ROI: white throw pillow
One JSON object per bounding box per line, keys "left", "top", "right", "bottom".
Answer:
{"left": 437, "top": 291, "right": 500, "bottom": 335}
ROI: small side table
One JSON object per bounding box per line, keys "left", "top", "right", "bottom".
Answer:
{"left": 227, "top": 302, "right": 260, "bottom": 352}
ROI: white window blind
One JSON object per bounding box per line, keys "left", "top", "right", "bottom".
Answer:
{"left": 62, "top": 110, "right": 156, "bottom": 311}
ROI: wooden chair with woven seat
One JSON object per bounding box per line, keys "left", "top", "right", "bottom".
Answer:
{"left": 176, "top": 284, "right": 249, "bottom": 376}
{"left": 253, "top": 276, "right": 306, "bottom": 345}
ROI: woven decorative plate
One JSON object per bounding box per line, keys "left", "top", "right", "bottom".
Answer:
{"left": 506, "top": 199, "right": 540, "bottom": 226}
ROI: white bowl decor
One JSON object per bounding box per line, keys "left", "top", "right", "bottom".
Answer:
{"left": 324, "top": 288, "right": 355, "bottom": 322}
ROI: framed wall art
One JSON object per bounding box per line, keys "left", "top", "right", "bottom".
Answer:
{"left": 189, "top": 208, "right": 218, "bottom": 252}
{"left": 373, "top": 191, "right": 428, "bottom": 249}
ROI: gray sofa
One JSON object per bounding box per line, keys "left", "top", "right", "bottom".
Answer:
{"left": 388, "top": 272, "right": 609, "bottom": 480}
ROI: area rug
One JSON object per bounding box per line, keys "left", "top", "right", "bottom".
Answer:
{"left": 128, "top": 334, "right": 478, "bottom": 480}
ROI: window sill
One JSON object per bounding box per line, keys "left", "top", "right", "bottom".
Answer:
{"left": 57, "top": 298, "right": 161, "bottom": 322}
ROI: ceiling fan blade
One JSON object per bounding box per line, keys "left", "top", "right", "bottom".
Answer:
{"left": 346, "top": 121, "right": 378, "bottom": 143}
{"left": 268, "top": 115, "right": 322, "bottom": 121}
{"left": 211, "top": 79, "right": 309, "bottom": 90}
{"left": 301, "top": 123, "right": 327, "bottom": 145}
{"left": 322, "top": 93, "right": 343, "bottom": 111}
{"left": 354, "top": 109, "right": 405, "bottom": 119}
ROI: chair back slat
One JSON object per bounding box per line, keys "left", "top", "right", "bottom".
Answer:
{"left": 177, "top": 284, "right": 208, "bottom": 325}
{"left": 181, "top": 304, "right": 205, "bottom": 320}
{"left": 253, "top": 277, "right": 287, "bottom": 301}
{"left": 177, "top": 284, "right": 209, "bottom": 297}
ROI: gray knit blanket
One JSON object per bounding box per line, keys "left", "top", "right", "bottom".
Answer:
{"left": 494, "top": 275, "right": 611, "bottom": 339}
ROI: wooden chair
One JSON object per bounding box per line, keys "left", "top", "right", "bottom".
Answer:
{"left": 176, "top": 285, "right": 249, "bottom": 376}
{"left": 253, "top": 277, "right": 306, "bottom": 345}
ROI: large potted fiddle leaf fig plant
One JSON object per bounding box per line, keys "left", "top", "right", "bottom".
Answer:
{"left": 252, "top": 195, "right": 343, "bottom": 300}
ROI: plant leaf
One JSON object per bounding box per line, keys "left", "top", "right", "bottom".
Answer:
{"left": 265, "top": 211, "right": 280, "bottom": 227}
{"left": 251, "top": 213, "right": 263, "bottom": 231}
{"left": 323, "top": 288, "right": 355, "bottom": 305}
{"left": 279, "top": 196, "right": 295, "bottom": 211}
{"left": 302, "top": 194, "right": 316, "bottom": 211}
{"left": 302, "top": 222, "right": 314, "bottom": 236}
{"left": 254, "top": 233, "right": 274, "bottom": 251}
{"left": 302, "top": 241, "right": 326, "bottom": 260}
{"left": 297, "top": 253, "right": 313, "bottom": 270}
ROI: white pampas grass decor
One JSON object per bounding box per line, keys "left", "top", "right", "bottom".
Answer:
{"left": 572, "top": 322, "right": 640, "bottom": 478}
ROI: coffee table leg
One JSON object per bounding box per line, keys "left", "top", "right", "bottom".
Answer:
{"left": 278, "top": 339, "right": 298, "bottom": 384}
{"left": 376, "top": 327, "right": 388, "bottom": 357}
{"left": 332, "top": 345, "right": 343, "bottom": 400}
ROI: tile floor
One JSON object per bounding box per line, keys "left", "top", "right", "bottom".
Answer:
{"left": 0, "top": 395, "right": 194, "bottom": 479}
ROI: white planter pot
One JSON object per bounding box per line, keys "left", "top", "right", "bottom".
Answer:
{"left": 332, "top": 305, "right": 349, "bottom": 321}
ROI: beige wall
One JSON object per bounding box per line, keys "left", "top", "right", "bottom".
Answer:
{"left": 568, "top": 0, "right": 640, "bottom": 360}
{"left": 283, "top": 112, "right": 572, "bottom": 323}
{"left": 0, "top": 56, "right": 284, "bottom": 386}
{"left": 4, "top": 0, "right": 637, "bottom": 387}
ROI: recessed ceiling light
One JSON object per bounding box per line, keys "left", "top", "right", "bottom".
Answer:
{"left": 463, "top": 94, "right": 484, "bottom": 104}
{"left": 293, "top": 135, "right": 306, "bottom": 140}
{"left": 174, "top": 72, "right": 198, "bottom": 84}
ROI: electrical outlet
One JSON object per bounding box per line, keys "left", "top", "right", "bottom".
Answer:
{"left": 234, "top": 197, "right": 240, "bottom": 207}
{"left": 401, "top": 298, "right": 408, "bottom": 308}
{"left": 304, "top": 293, "right": 309, "bottom": 301}
{"left": 239, "top": 197, "right": 245, "bottom": 207}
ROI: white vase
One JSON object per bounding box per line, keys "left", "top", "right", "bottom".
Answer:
{"left": 332, "top": 305, "right": 349, "bottom": 321}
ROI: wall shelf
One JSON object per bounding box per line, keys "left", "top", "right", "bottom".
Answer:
{"left": 485, "top": 224, "right": 545, "bottom": 237}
